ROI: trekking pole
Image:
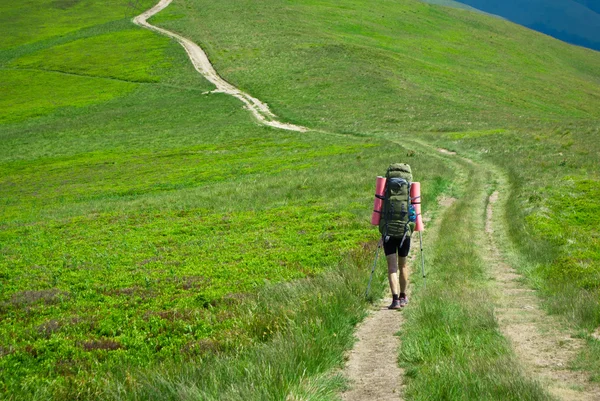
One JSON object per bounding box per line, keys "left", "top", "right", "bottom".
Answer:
{"left": 419, "top": 231, "right": 426, "bottom": 289}
{"left": 365, "top": 240, "right": 382, "bottom": 298}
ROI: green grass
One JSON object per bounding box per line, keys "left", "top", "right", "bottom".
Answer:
{"left": 423, "top": 128, "right": 600, "bottom": 325}
{"left": 0, "top": 91, "right": 448, "bottom": 396}
{"left": 0, "top": 1, "right": 196, "bottom": 124}
{"left": 0, "top": 98, "right": 454, "bottom": 396}
{"left": 419, "top": 126, "right": 600, "bottom": 384}
{"left": 0, "top": 69, "right": 135, "bottom": 124}
{"left": 8, "top": 29, "right": 172, "bottom": 82}
{"left": 102, "top": 253, "right": 385, "bottom": 401}
{"left": 0, "top": 0, "right": 153, "bottom": 49}
{"left": 0, "top": 1, "right": 457, "bottom": 396}
{"left": 0, "top": 135, "right": 372, "bottom": 220}
{"left": 0, "top": 205, "right": 371, "bottom": 398}
{"left": 419, "top": 0, "right": 485, "bottom": 13}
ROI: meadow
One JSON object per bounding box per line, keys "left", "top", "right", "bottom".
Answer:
{"left": 152, "top": 0, "right": 600, "bottom": 134}
{"left": 1, "top": 0, "right": 600, "bottom": 399}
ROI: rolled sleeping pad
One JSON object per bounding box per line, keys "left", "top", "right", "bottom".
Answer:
{"left": 411, "top": 182, "right": 424, "bottom": 231}
{"left": 410, "top": 181, "right": 421, "bottom": 204}
{"left": 371, "top": 176, "right": 387, "bottom": 225}
{"left": 413, "top": 203, "right": 424, "bottom": 231}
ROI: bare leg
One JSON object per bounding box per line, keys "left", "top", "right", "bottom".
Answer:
{"left": 398, "top": 256, "right": 408, "bottom": 295}
{"left": 386, "top": 253, "right": 400, "bottom": 296}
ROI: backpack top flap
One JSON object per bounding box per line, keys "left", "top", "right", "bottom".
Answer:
{"left": 386, "top": 163, "right": 412, "bottom": 181}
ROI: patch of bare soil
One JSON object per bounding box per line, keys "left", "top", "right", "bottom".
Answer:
{"left": 486, "top": 191, "right": 600, "bottom": 401}
{"left": 341, "top": 298, "right": 405, "bottom": 401}
{"left": 438, "top": 196, "right": 457, "bottom": 208}
{"left": 437, "top": 148, "right": 457, "bottom": 155}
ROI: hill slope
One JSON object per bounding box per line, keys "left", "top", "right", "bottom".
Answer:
{"left": 0, "top": 1, "right": 455, "bottom": 398}
{"left": 1, "top": 0, "right": 600, "bottom": 398}
{"left": 153, "top": 0, "right": 600, "bottom": 135}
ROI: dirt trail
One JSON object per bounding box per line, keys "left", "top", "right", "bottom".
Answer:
{"left": 486, "top": 191, "right": 600, "bottom": 400}
{"left": 341, "top": 298, "right": 405, "bottom": 401}
{"left": 133, "top": 0, "right": 307, "bottom": 132}
{"left": 341, "top": 186, "right": 454, "bottom": 401}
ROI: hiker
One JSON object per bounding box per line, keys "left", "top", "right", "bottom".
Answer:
{"left": 378, "top": 163, "right": 415, "bottom": 309}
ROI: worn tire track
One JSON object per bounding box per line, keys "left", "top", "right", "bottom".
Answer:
{"left": 485, "top": 181, "right": 600, "bottom": 401}
{"left": 436, "top": 148, "right": 600, "bottom": 401}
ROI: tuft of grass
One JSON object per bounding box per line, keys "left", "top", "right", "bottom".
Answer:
{"left": 573, "top": 336, "right": 600, "bottom": 383}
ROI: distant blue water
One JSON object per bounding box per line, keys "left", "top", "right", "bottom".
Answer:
{"left": 452, "top": 0, "right": 600, "bottom": 51}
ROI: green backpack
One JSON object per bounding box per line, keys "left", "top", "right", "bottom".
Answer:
{"left": 378, "top": 163, "right": 413, "bottom": 240}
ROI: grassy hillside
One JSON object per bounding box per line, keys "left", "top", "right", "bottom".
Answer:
{"left": 159, "top": 0, "right": 600, "bottom": 286}
{"left": 153, "top": 0, "right": 600, "bottom": 135}
{"left": 0, "top": 0, "right": 147, "bottom": 49}
{"left": 2, "top": 0, "right": 600, "bottom": 398}
{"left": 0, "top": 0, "right": 169, "bottom": 124}
{"left": 419, "top": 0, "right": 490, "bottom": 14}
{"left": 154, "top": 0, "right": 600, "bottom": 390}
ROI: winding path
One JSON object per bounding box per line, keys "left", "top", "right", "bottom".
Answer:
{"left": 133, "top": 0, "right": 307, "bottom": 133}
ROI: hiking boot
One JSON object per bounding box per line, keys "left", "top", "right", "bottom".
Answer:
{"left": 388, "top": 299, "right": 402, "bottom": 310}
{"left": 399, "top": 296, "right": 408, "bottom": 307}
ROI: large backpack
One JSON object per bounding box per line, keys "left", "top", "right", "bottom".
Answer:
{"left": 378, "top": 163, "right": 413, "bottom": 240}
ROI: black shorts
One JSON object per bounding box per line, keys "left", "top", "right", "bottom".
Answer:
{"left": 383, "top": 236, "right": 411, "bottom": 257}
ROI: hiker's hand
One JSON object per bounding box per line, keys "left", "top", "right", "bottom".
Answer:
{"left": 378, "top": 238, "right": 383, "bottom": 246}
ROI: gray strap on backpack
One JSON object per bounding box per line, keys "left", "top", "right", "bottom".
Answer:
{"left": 398, "top": 230, "right": 408, "bottom": 249}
